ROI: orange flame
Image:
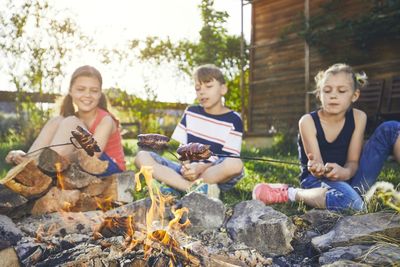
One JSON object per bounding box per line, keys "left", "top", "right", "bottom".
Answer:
{"left": 168, "top": 206, "right": 190, "bottom": 231}
{"left": 55, "top": 162, "right": 65, "bottom": 190}
{"left": 135, "top": 166, "right": 167, "bottom": 232}
{"left": 93, "top": 165, "right": 194, "bottom": 264}
{"left": 95, "top": 196, "right": 114, "bottom": 212}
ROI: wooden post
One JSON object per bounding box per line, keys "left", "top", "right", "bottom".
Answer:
{"left": 304, "top": 0, "right": 310, "bottom": 113}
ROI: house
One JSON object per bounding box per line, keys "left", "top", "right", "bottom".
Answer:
{"left": 246, "top": 0, "right": 400, "bottom": 145}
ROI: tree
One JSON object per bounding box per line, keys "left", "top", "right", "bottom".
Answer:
{"left": 0, "top": 0, "right": 87, "bottom": 141}
{"left": 132, "top": 0, "right": 249, "bottom": 113}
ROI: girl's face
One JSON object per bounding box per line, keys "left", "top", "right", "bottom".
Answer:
{"left": 69, "top": 76, "right": 102, "bottom": 113}
{"left": 320, "top": 72, "right": 359, "bottom": 115}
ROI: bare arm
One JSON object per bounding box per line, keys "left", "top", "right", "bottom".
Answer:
{"left": 325, "top": 109, "right": 366, "bottom": 180}
{"left": 92, "top": 115, "right": 116, "bottom": 156}
{"left": 299, "top": 114, "right": 326, "bottom": 177}
{"left": 5, "top": 116, "right": 64, "bottom": 164}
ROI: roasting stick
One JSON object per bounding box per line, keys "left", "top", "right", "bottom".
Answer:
{"left": 24, "top": 142, "right": 73, "bottom": 156}
{"left": 213, "top": 153, "right": 333, "bottom": 173}
{"left": 23, "top": 126, "right": 101, "bottom": 157}
{"left": 136, "top": 135, "right": 333, "bottom": 174}
{"left": 213, "top": 153, "right": 305, "bottom": 167}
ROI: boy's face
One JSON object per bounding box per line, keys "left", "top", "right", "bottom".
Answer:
{"left": 195, "top": 78, "right": 227, "bottom": 111}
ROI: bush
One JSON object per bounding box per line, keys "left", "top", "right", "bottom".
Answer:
{"left": 271, "top": 132, "right": 298, "bottom": 156}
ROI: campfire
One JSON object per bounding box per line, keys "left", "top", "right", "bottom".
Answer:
{"left": 0, "top": 130, "right": 273, "bottom": 266}
{"left": 90, "top": 166, "right": 202, "bottom": 266}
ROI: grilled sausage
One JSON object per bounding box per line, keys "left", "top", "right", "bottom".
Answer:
{"left": 137, "top": 133, "right": 170, "bottom": 151}
{"left": 176, "top": 143, "right": 212, "bottom": 161}
{"left": 71, "top": 126, "right": 101, "bottom": 156}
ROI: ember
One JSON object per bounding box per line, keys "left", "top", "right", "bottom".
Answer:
{"left": 94, "top": 215, "right": 135, "bottom": 239}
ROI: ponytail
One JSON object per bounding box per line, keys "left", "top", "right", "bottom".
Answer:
{"left": 60, "top": 95, "right": 75, "bottom": 117}
{"left": 99, "top": 92, "right": 121, "bottom": 128}
{"left": 98, "top": 93, "right": 108, "bottom": 112}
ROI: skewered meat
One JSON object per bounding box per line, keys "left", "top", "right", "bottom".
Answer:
{"left": 137, "top": 133, "right": 170, "bottom": 151}
{"left": 70, "top": 126, "right": 101, "bottom": 157}
{"left": 176, "top": 143, "right": 212, "bottom": 161}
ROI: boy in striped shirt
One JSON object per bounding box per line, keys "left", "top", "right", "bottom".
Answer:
{"left": 135, "top": 64, "right": 244, "bottom": 197}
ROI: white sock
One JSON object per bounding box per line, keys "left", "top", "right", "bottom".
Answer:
{"left": 288, "top": 187, "right": 298, "bottom": 202}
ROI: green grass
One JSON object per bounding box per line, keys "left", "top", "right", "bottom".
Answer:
{"left": 2, "top": 138, "right": 399, "bottom": 214}
{"left": 0, "top": 142, "right": 27, "bottom": 178}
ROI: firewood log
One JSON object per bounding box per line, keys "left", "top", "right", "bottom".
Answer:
{"left": 62, "top": 163, "right": 100, "bottom": 190}
{"left": 75, "top": 150, "right": 108, "bottom": 175}
{"left": 31, "top": 187, "right": 80, "bottom": 215}
{"left": 0, "top": 247, "right": 20, "bottom": 267}
{"left": 38, "top": 148, "right": 70, "bottom": 174}
{"left": 81, "top": 171, "right": 135, "bottom": 203}
{"left": 0, "top": 184, "right": 28, "bottom": 214}
{"left": 70, "top": 193, "right": 99, "bottom": 212}
{"left": 3, "top": 159, "right": 52, "bottom": 198}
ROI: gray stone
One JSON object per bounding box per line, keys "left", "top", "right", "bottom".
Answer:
{"left": 0, "top": 214, "right": 23, "bottom": 246}
{"left": 319, "top": 245, "right": 370, "bottom": 265}
{"left": 302, "top": 209, "right": 342, "bottom": 234}
{"left": 359, "top": 243, "right": 400, "bottom": 266}
{"left": 0, "top": 184, "right": 28, "bottom": 215}
{"left": 179, "top": 192, "right": 226, "bottom": 235}
{"left": 226, "top": 200, "right": 294, "bottom": 256}
{"left": 321, "top": 260, "right": 370, "bottom": 267}
{"left": 113, "top": 171, "right": 136, "bottom": 203}
{"left": 312, "top": 212, "right": 400, "bottom": 251}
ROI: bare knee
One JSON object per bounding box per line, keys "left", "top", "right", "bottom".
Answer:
{"left": 134, "top": 150, "right": 152, "bottom": 167}
{"left": 222, "top": 158, "right": 244, "bottom": 176}
{"left": 394, "top": 136, "right": 400, "bottom": 163}
{"left": 47, "top": 116, "right": 65, "bottom": 127}
{"left": 59, "top": 116, "right": 84, "bottom": 129}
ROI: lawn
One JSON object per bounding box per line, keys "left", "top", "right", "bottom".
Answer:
{"left": 1, "top": 138, "right": 399, "bottom": 213}
{"left": 122, "top": 138, "right": 400, "bottom": 213}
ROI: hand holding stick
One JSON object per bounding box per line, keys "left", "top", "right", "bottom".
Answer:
{"left": 136, "top": 136, "right": 333, "bottom": 174}
{"left": 7, "top": 126, "right": 101, "bottom": 164}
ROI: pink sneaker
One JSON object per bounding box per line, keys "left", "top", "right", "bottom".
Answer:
{"left": 252, "top": 183, "right": 289, "bottom": 205}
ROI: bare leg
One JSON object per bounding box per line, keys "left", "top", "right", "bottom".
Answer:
{"left": 394, "top": 135, "right": 400, "bottom": 163}
{"left": 200, "top": 157, "right": 243, "bottom": 184}
{"left": 48, "top": 116, "right": 86, "bottom": 157}
{"left": 134, "top": 151, "right": 192, "bottom": 191}
{"left": 295, "top": 187, "right": 328, "bottom": 209}
{"left": 28, "top": 116, "right": 64, "bottom": 153}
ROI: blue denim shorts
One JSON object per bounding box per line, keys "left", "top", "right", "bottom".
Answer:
{"left": 301, "top": 175, "right": 364, "bottom": 212}
{"left": 299, "top": 121, "right": 400, "bottom": 212}
{"left": 149, "top": 152, "right": 244, "bottom": 192}
{"left": 96, "top": 153, "right": 123, "bottom": 177}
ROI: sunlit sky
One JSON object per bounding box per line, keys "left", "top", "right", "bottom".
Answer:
{"left": 42, "top": 0, "right": 252, "bottom": 103}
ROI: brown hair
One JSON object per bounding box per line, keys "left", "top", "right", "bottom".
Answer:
{"left": 60, "top": 65, "right": 108, "bottom": 117}
{"left": 314, "top": 63, "right": 368, "bottom": 99}
{"left": 193, "top": 64, "right": 226, "bottom": 85}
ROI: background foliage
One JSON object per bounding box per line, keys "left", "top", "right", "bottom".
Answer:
{"left": 283, "top": 0, "right": 400, "bottom": 63}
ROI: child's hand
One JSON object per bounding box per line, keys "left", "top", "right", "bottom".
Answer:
{"left": 5, "top": 150, "right": 26, "bottom": 165}
{"left": 307, "top": 153, "right": 325, "bottom": 177}
{"left": 324, "top": 163, "right": 350, "bottom": 181}
{"left": 181, "top": 162, "right": 203, "bottom": 181}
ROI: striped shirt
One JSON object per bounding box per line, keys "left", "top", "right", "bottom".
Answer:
{"left": 171, "top": 105, "right": 243, "bottom": 162}
{"left": 89, "top": 108, "right": 126, "bottom": 171}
